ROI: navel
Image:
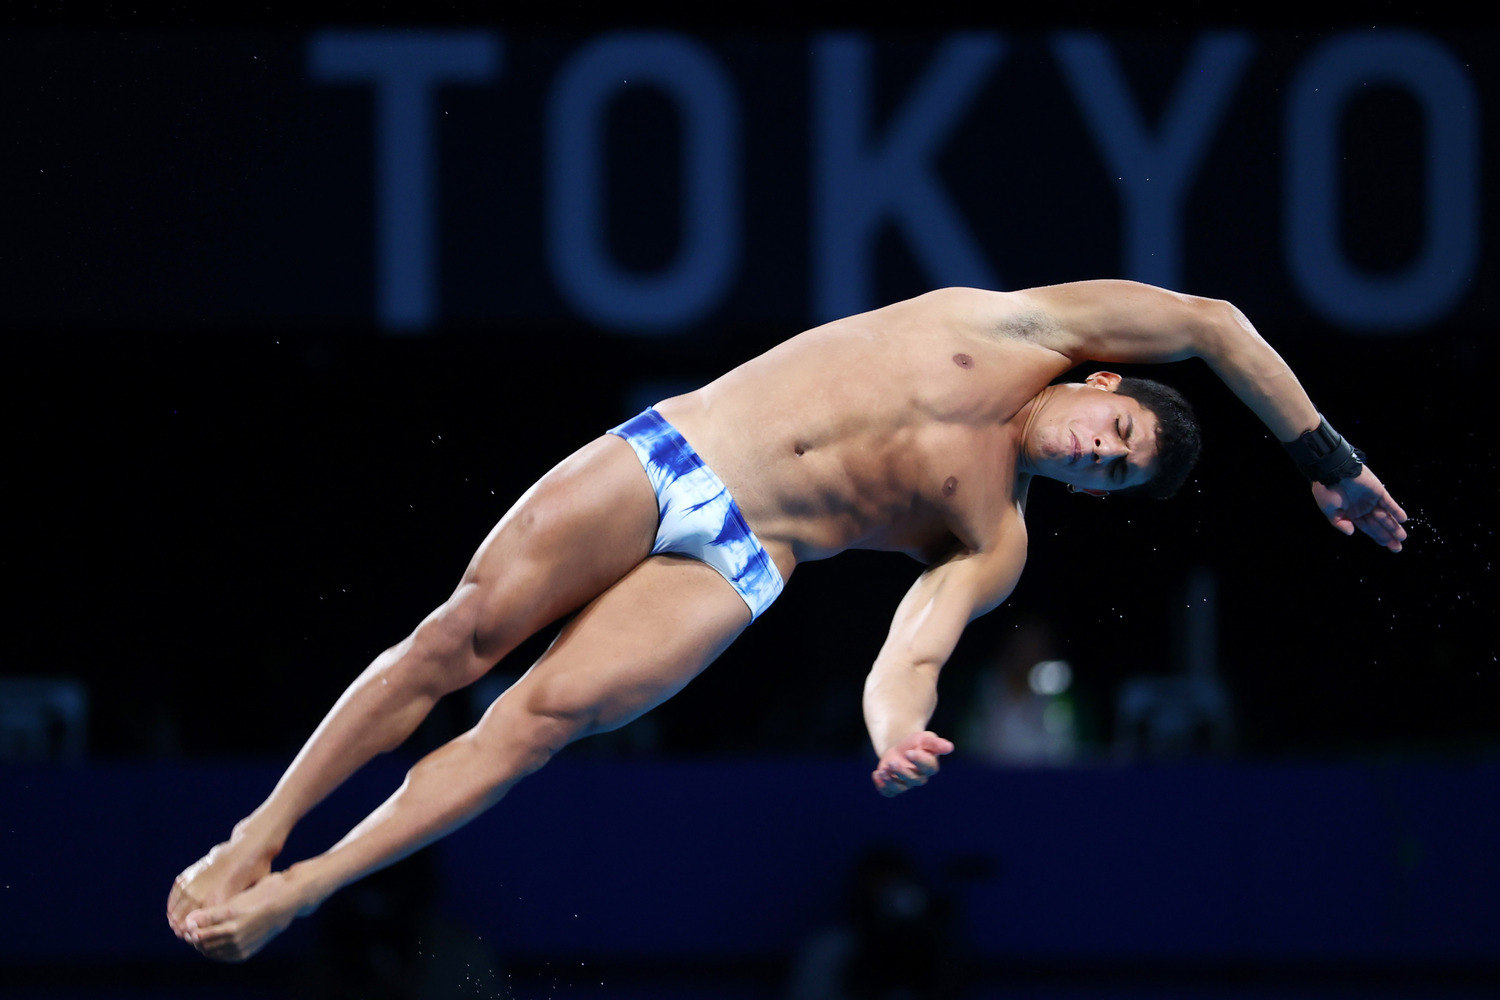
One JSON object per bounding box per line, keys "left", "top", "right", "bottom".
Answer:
{"left": 952, "top": 353, "right": 974, "bottom": 369}
{"left": 943, "top": 476, "right": 959, "bottom": 496}
{"left": 794, "top": 443, "right": 806, "bottom": 456}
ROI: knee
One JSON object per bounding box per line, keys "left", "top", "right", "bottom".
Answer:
{"left": 400, "top": 586, "right": 494, "bottom": 693}
{"left": 491, "top": 684, "right": 598, "bottom": 776}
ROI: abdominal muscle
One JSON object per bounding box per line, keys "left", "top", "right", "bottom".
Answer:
{"left": 653, "top": 295, "right": 1067, "bottom": 572}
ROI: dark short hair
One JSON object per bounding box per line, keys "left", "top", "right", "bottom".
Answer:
{"left": 1113, "top": 376, "right": 1202, "bottom": 499}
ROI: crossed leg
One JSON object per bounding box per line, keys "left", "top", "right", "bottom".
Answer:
{"left": 183, "top": 553, "right": 753, "bottom": 961}
{"left": 167, "top": 433, "right": 670, "bottom": 938}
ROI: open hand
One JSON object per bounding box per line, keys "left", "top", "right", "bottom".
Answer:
{"left": 1310, "top": 465, "right": 1408, "bottom": 552}
{"left": 872, "top": 731, "right": 954, "bottom": 797}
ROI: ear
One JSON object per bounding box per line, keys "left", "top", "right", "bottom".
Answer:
{"left": 1084, "top": 371, "right": 1123, "bottom": 392}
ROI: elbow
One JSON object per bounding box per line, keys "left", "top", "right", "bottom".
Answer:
{"left": 1193, "top": 297, "right": 1253, "bottom": 359}
{"left": 1215, "top": 296, "right": 1254, "bottom": 330}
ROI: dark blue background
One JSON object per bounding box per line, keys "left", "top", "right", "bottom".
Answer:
{"left": 2, "top": 7, "right": 1496, "bottom": 999}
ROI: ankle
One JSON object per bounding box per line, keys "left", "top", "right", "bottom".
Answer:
{"left": 284, "top": 860, "right": 331, "bottom": 917}
{"left": 229, "top": 816, "right": 287, "bottom": 860}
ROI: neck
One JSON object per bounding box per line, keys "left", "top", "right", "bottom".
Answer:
{"left": 1013, "top": 386, "right": 1060, "bottom": 478}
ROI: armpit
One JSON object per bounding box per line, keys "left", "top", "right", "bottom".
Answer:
{"left": 1001, "top": 307, "right": 1063, "bottom": 344}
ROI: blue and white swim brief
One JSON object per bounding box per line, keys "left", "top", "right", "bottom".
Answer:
{"left": 608, "top": 408, "right": 784, "bottom": 620}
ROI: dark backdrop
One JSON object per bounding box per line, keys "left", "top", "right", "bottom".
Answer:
{"left": 3, "top": 8, "right": 1498, "bottom": 1000}
{"left": 5, "top": 15, "right": 1493, "bottom": 762}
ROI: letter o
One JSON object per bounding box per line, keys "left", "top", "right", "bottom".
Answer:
{"left": 1285, "top": 32, "right": 1479, "bottom": 333}
{"left": 547, "top": 33, "right": 740, "bottom": 334}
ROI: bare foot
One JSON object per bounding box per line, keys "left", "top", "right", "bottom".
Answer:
{"left": 166, "top": 837, "right": 278, "bottom": 940}
{"left": 183, "top": 869, "right": 311, "bottom": 962}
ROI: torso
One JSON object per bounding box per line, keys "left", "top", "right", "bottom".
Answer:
{"left": 653, "top": 288, "right": 1074, "bottom": 579}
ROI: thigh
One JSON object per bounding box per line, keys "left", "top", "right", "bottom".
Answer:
{"left": 459, "top": 434, "right": 660, "bottom": 659}
{"left": 483, "top": 554, "right": 753, "bottom": 743}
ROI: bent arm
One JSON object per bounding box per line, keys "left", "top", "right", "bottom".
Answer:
{"left": 1015, "top": 279, "right": 1318, "bottom": 439}
{"left": 864, "top": 518, "right": 1026, "bottom": 790}
{"left": 1010, "top": 280, "right": 1407, "bottom": 549}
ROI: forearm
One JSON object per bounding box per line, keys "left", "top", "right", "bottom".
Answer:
{"left": 1199, "top": 301, "right": 1319, "bottom": 442}
{"left": 863, "top": 658, "right": 940, "bottom": 756}
{"left": 1201, "top": 301, "right": 1406, "bottom": 549}
{"left": 287, "top": 732, "right": 503, "bottom": 912}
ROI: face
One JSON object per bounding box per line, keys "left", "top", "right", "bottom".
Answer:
{"left": 1022, "top": 373, "right": 1161, "bottom": 494}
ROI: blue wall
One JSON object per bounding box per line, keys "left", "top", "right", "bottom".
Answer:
{"left": 5, "top": 757, "right": 1497, "bottom": 968}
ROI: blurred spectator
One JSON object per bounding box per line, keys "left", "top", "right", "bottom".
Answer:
{"left": 787, "top": 845, "right": 965, "bottom": 1000}
{"left": 959, "top": 616, "right": 1081, "bottom": 766}
{"left": 1114, "top": 569, "right": 1236, "bottom": 761}
{"left": 0, "top": 677, "right": 88, "bottom": 762}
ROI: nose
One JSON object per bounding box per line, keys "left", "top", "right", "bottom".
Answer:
{"left": 1093, "top": 436, "right": 1127, "bottom": 461}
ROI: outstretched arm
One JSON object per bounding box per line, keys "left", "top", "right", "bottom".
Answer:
{"left": 1014, "top": 280, "right": 1408, "bottom": 551}
{"left": 865, "top": 517, "right": 1026, "bottom": 797}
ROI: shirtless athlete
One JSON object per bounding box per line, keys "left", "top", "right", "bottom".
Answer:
{"left": 166, "top": 281, "right": 1407, "bottom": 961}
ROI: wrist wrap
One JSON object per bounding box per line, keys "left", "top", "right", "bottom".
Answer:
{"left": 1282, "top": 416, "right": 1365, "bottom": 487}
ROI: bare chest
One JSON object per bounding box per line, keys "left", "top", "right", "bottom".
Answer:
{"left": 655, "top": 325, "right": 1053, "bottom": 562}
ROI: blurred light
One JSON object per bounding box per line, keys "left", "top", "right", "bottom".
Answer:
{"left": 1028, "top": 659, "right": 1072, "bottom": 696}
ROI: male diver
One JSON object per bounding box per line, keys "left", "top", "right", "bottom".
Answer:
{"left": 167, "top": 281, "right": 1406, "bottom": 960}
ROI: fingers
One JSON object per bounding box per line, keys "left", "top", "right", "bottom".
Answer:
{"left": 915, "top": 733, "right": 955, "bottom": 756}
{"left": 873, "top": 763, "right": 918, "bottom": 789}
{"left": 906, "top": 750, "right": 941, "bottom": 774}
{"left": 1331, "top": 517, "right": 1356, "bottom": 537}
{"left": 1325, "top": 504, "right": 1407, "bottom": 551}
{"left": 1365, "top": 520, "right": 1404, "bottom": 552}
{"left": 872, "top": 734, "right": 954, "bottom": 796}
{"left": 888, "top": 750, "right": 937, "bottom": 782}
{"left": 1315, "top": 474, "right": 1409, "bottom": 552}
{"left": 1350, "top": 506, "right": 1407, "bottom": 551}
{"left": 872, "top": 759, "right": 921, "bottom": 795}
{"left": 1366, "top": 510, "right": 1406, "bottom": 551}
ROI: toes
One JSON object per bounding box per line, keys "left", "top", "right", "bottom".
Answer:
{"left": 169, "top": 885, "right": 205, "bottom": 938}
{"left": 185, "top": 903, "right": 233, "bottom": 934}
{"left": 195, "top": 927, "right": 250, "bottom": 963}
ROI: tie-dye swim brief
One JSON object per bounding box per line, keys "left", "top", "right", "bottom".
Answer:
{"left": 607, "top": 408, "right": 784, "bottom": 620}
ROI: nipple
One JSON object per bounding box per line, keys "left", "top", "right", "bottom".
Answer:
{"left": 952, "top": 353, "right": 974, "bottom": 369}
{"left": 943, "top": 476, "right": 958, "bottom": 496}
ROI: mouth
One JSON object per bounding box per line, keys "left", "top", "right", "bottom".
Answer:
{"left": 1069, "top": 431, "right": 1080, "bottom": 465}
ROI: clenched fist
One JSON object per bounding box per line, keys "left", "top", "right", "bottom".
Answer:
{"left": 872, "top": 731, "right": 954, "bottom": 797}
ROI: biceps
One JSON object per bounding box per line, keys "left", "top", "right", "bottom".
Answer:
{"left": 1020, "top": 280, "right": 1222, "bottom": 364}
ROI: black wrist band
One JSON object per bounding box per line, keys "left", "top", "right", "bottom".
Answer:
{"left": 1282, "top": 416, "right": 1365, "bottom": 487}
